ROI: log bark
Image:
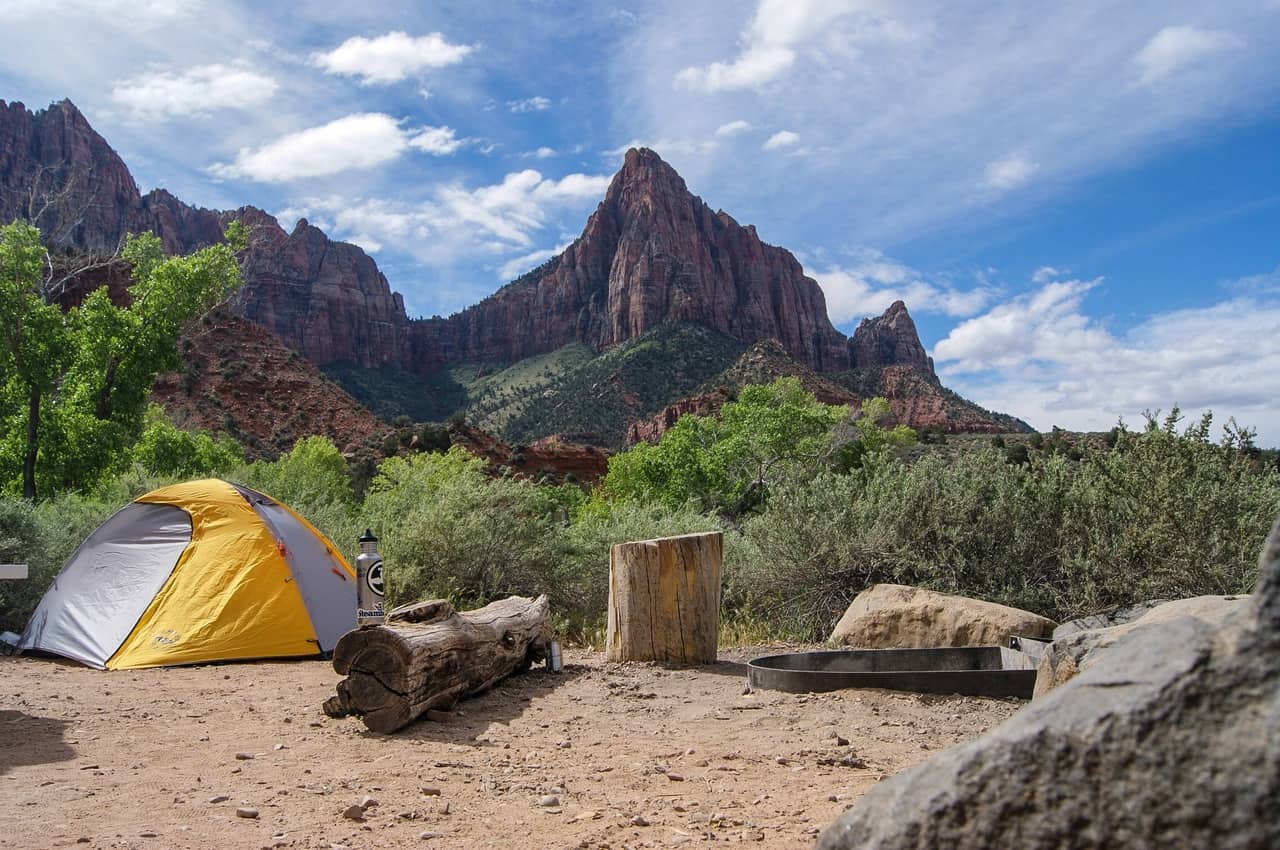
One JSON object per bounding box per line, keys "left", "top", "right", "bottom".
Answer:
{"left": 326, "top": 594, "right": 552, "bottom": 733}
{"left": 606, "top": 531, "right": 722, "bottom": 664}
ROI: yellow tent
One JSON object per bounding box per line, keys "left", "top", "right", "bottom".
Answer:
{"left": 18, "top": 479, "right": 355, "bottom": 669}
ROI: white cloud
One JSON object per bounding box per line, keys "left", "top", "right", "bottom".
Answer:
{"left": 311, "top": 31, "right": 473, "bottom": 85}
{"left": 282, "top": 169, "right": 611, "bottom": 272}
{"left": 715, "top": 120, "right": 752, "bottom": 136}
{"left": 675, "top": 0, "right": 918, "bottom": 92}
{"left": 618, "top": 3, "right": 1280, "bottom": 249}
{"left": 210, "top": 113, "right": 413, "bottom": 181}
{"left": 496, "top": 244, "right": 569, "bottom": 280}
{"left": 523, "top": 146, "right": 557, "bottom": 159}
{"left": 983, "top": 153, "right": 1038, "bottom": 191}
{"left": 409, "top": 125, "right": 464, "bottom": 155}
{"left": 111, "top": 63, "right": 277, "bottom": 120}
{"left": 811, "top": 249, "right": 994, "bottom": 324}
{"left": 933, "top": 271, "right": 1280, "bottom": 441}
{"left": 508, "top": 96, "right": 552, "bottom": 112}
{"left": 1136, "top": 25, "right": 1240, "bottom": 85}
{"left": 675, "top": 0, "right": 864, "bottom": 92}
{"left": 762, "top": 130, "right": 800, "bottom": 150}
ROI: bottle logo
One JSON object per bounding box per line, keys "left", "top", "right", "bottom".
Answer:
{"left": 365, "top": 558, "right": 384, "bottom": 597}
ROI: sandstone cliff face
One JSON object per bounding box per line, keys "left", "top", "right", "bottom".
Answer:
{"left": 412, "top": 148, "right": 853, "bottom": 373}
{"left": 0, "top": 99, "right": 412, "bottom": 370}
{"left": 849, "top": 300, "right": 934, "bottom": 375}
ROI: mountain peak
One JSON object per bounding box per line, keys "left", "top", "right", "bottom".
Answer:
{"left": 850, "top": 300, "right": 934, "bottom": 376}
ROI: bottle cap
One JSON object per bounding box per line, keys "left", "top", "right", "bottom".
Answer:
{"left": 359, "top": 528, "right": 378, "bottom": 543}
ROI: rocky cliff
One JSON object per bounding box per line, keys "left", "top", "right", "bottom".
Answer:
{"left": 0, "top": 98, "right": 411, "bottom": 369}
{"left": 2, "top": 98, "right": 1030, "bottom": 440}
{"left": 411, "top": 147, "right": 852, "bottom": 372}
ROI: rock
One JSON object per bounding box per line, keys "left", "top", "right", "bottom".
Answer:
{"left": 1033, "top": 594, "right": 1246, "bottom": 697}
{"left": 830, "top": 584, "right": 1056, "bottom": 648}
{"left": 1051, "top": 600, "right": 1171, "bottom": 638}
{"left": 235, "top": 808, "right": 259, "bottom": 819}
{"left": 816, "top": 518, "right": 1280, "bottom": 850}
{"left": 359, "top": 795, "right": 378, "bottom": 809}
{"left": 342, "top": 804, "right": 365, "bottom": 821}
{"left": 234, "top": 752, "right": 255, "bottom": 760}
{"left": 208, "top": 795, "right": 230, "bottom": 804}
{"left": 538, "top": 795, "right": 561, "bottom": 808}
{"left": 848, "top": 300, "right": 933, "bottom": 375}
{"left": 631, "top": 814, "right": 650, "bottom": 827}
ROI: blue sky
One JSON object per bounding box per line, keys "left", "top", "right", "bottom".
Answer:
{"left": 2, "top": 1, "right": 1279, "bottom": 442}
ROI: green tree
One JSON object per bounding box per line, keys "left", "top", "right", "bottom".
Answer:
{"left": 832, "top": 396, "right": 918, "bottom": 472}
{"left": 0, "top": 221, "right": 244, "bottom": 498}
{"left": 604, "top": 377, "right": 847, "bottom": 516}
{"left": 131, "top": 405, "right": 244, "bottom": 479}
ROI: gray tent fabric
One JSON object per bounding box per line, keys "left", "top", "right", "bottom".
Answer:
{"left": 232, "top": 485, "right": 355, "bottom": 651}
{"left": 18, "top": 503, "right": 192, "bottom": 668}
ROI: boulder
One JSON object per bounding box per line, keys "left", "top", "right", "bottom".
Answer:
{"left": 1051, "top": 599, "right": 1171, "bottom": 639}
{"left": 829, "top": 584, "right": 1055, "bottom": 648}
{"left": 1033, "top": 594, "right": 1247, "bottom": 697}
{"left": 816, "top": 519, "right": 1280, "bottom": 850}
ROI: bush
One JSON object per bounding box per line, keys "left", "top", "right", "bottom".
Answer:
{"left": 729, "top": 419, "right": 1279, "bottom": 641}
{"left": 361, "top": 448, "right": 568, "bottom": 614}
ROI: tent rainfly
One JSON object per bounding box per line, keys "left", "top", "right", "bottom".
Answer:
{"left": 18, "top": 479, "right": 355, "bottom": 669}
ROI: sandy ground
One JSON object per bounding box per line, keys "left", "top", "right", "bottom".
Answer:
{"left": 0, "top": 647, "right": 1021, "bottom": 850}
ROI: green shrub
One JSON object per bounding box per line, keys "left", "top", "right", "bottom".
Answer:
{"left": 728, "top": 419, "right": 1279, "bottom": 641}
{"left": 362, "top": 448, "right": 567, "bottom": 614}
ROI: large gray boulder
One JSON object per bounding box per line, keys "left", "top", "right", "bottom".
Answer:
{"left": 829, "top": 584, "right": 1055, "bottom": 648}
{"left": 1051, "top": 599, "right": 1170, "bottom": 639}
{"left": 817, "top": 521, "right": 1280, "bottom": 850}
{"left": 1033, "top": 594, "right": 1247, "bottom": 697}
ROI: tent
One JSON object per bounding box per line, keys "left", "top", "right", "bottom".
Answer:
{"left": 18, "top": 479, "right": 356, "bottom": 669}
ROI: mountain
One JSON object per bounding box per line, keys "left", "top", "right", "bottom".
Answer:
{"left": 0, "top": 99, "right": 413, "bottom": 370}
{"left": 1, "top": 97, "right": 1030, "bottom": 447}
{"left": 149, "top": 309, "right": 391, "bottom": 459}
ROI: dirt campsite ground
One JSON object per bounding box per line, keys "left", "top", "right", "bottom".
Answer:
{"left": 1, "top": 647, "right": 1021, "bottom": 850}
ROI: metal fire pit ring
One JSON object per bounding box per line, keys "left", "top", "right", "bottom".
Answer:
{"left": 747, "top": 646, "right": 1037, "bottom": 700}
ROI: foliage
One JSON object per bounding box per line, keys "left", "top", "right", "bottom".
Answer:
{"left": 604, "top": 377, "right": 847, "bottom": 516}
{"left": 0, "top": 220, "right": 244, "bottom": 498}
{"left": 728, "top": 411, "right": 1280, "bottom": 640}
{"left": 131, "top": 405, "right": 244, "bottom": 479}
{"left": 831, "top": 396, "right": 918, "bottom": 472}
{"left": 502, "top": 324, "right": 747, "bottom": 447}
{"left": 361, "top": 448, "right": 570, "bottom": 613}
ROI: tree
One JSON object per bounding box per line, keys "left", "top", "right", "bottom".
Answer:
{"left": 831, "top": 397, "right": 918, "bottom": 472}
{"left": 0, "top": 220, "right": 245, "bottom": 498}
{"left": 604, "top": 378, "right": 848, "bottom": 517}
{"left": 131, "top": 405, "right": 244, "bottom": 479}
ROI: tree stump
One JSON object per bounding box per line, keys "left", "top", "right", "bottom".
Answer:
{"left": 325, "top": 594, "right": 551, "bottom": 733}
{"left": 606, "top": 531, "right": 722, "bottom": 664}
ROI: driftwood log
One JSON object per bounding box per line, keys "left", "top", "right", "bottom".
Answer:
{"left": 324, "top": 594, "right": 552, "bottom": 733}
{"left": 606, "top": 531, "right": 722, "bottom": 664}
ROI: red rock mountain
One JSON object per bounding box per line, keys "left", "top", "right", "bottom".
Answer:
{"left": 410, "top": 148, "right": 851, "bottom": 372}
{"left": 1, "top": 97, "right": 1028, "bottom": 440}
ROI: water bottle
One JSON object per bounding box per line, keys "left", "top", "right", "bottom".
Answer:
{"left": 356, "top": 529, "right": 385, "bottom": 626}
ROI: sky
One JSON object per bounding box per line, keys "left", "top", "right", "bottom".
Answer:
{"left": 2, "top": 0, "right": 1279, "bottom": 442}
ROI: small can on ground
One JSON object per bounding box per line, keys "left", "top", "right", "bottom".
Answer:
{"left": 355, "top": 529, "right": 385, "bottom": 627}
{"left": 547, "top": 640, "right": 563, "bottom": 672}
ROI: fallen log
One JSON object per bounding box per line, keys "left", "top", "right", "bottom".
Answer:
{"left": 325, "top": 594, "right": 552, "bottom": 733}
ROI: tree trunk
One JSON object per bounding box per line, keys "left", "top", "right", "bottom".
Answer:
{"left": 325, "top": 594, "right": 552, "bottom": 734}
{"left": 22, "top": 385, "right": 39, "bottom": 500}
{"left": 606, "top": 531, "right": 722, "bottom": 664}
